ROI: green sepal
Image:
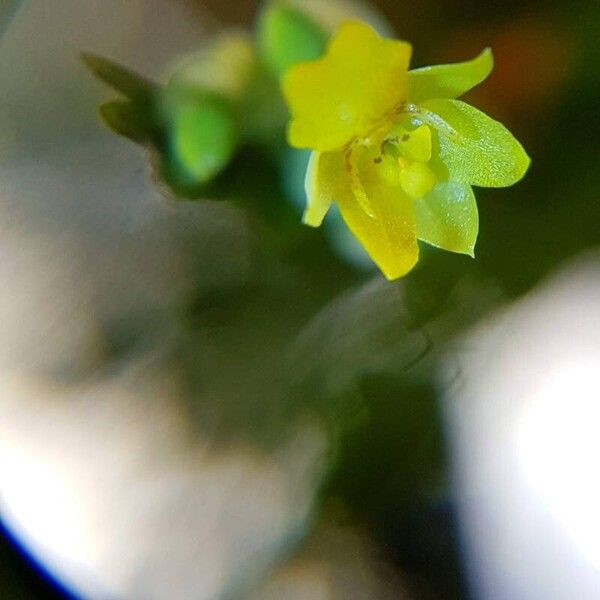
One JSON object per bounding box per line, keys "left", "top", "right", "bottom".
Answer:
{"left": 257, "top": 1, "right": 328, "bottom": 79}
{"left": 421, "top": 99, "right": 531, "bottom": 188}
{"left": 408, "top": 48, "right": 494, "bottom": 103}
{"left": 415, "top": 180, "right": 478, "bottom": 256}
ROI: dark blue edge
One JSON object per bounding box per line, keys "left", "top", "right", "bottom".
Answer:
{"left": 0, "top": 516, "right": 82, "bottom": 600}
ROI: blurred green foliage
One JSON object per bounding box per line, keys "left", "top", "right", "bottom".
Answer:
{"left": 83, "top": 3, "right": 305, "bottom": 200}
{"left": 257, "top": 2, "right": 328, "bottom": 78}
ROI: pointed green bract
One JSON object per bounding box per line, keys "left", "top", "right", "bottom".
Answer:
{"left": 421, "top": 99, "right": 531, "bottom": 187}
{"left": 257, "top": 2, "right": 328, "bottom": 79}
{"left": 81, "top": 53, "right": 158, "bottom": 103}
{"left": 169, "top": 99, "right": 238, "bottom": 184}
{"left": 415, "top": 180, "right": 478, "bottom": 256}
{"left": 99, "top": 100, "right": 155, "bottom": 144}
{"left": 408, "top": 48, "right": 493, "bottom": 103}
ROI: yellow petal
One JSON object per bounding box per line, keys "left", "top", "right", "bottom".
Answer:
{"left": 347, "top": 142, "right": 375, "bottom": 217}
{"left": 283, "top": 21, "right": 412, "bottom": 151}
{"left": 336, "top": 144, "right": 419, "bottom": 279}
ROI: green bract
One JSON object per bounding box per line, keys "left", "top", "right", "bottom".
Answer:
{"left": 81, "top": 53, "right": 160, "bottom": 145}
{"left": 170, "top": 99, "right": 238, "bottom": 184}
{"left": 99, "top": 100, "right": 154, "bottom": 144}
{"left": 81, "top": 52, "right": 159, "bottom": 104}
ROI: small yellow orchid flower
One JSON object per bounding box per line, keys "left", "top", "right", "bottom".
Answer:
{"left": 283, "top": 20, "right": 530, "bottom": 279}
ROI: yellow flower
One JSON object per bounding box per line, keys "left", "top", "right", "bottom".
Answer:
{"left": 283, "top": 21, "right": 530, "bottom": 279}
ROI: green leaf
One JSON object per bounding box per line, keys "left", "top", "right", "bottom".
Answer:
{"left": 81, "top": 53, "right": 159, "bottom": 103}
{"left": 420, "top": 99, "right": 531, "bottom": 187}
{"left": 169, "top": 98, "right": 238, "bottom": 184}
{"left": 408, "top": 48, "right": 494, "bottom": 103}
{"left": 257, "top": 2, "right": 328, "bottom": 79}
{"left": 415, "top": 180, "right": 478, "bottom": 256}
{"left": 99, "top": 100, "right": 155, "bottom": 144}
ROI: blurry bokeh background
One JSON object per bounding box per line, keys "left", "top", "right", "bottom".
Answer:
{"left": 0, "top": 0, "right": 598, "bottom": 598}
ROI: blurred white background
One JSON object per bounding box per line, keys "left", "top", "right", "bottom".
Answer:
{"left": 446, "top": 253, "right": 600, "bottom": 600}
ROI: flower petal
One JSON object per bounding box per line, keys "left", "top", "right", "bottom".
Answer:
{"left": 415, "top": 180, "right": 478, "bottom": 256}
{"left": 408, "top": 48, "right": 494, "bottom": 103}
{"left": 421, "top": 99, "right": 530, "bottom": 187}
{"left": 336, "top": 144, "right": 419, "bottom": 279}
{"left": 283, "top": 20, "right": 412, "bottom": 151}
{"left": 303, "top": 150, "right": 335, "bottom": 226}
